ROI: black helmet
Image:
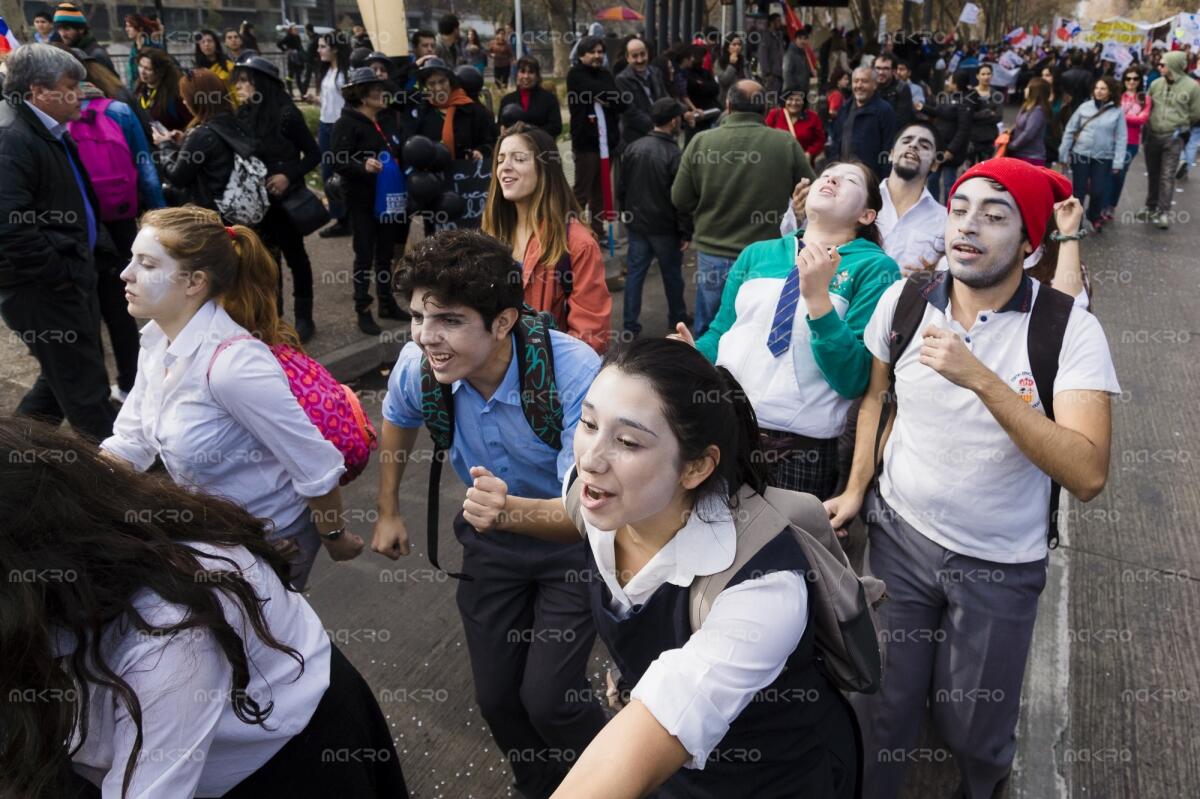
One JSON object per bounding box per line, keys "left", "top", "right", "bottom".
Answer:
{"left": 350, "top": 46, "right": 373, "bottom": 68}
{"left": 454, "top": 65, "right": 484, "bottom": 97}
{"left": 417, "top": 56, "right": 457, "bottom": 85}
{"left": 234, "top": 54, "right": 281, "bottom": 83}
{"left": 365, "top": 51, "right": 392, "bottom": 68}
{"left": 343, "top": 66, "right": 385, "bottom": 88}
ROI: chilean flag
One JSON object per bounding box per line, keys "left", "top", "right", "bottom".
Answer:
{"left": 0, "top": 16, "right": 21, "bottom": 54}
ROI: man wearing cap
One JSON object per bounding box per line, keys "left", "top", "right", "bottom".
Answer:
{"left": 52, "top": 2, "right": 114, "bottom": 73}
{"left": 616, "top": 98, "right": 691, "bottom": 336}
{"left": 826, "top": 158, "right": 1119, "bottom": 799}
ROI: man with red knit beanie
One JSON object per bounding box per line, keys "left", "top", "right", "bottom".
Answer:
{"left": 826, "top": 157, "right": 1120, "bottom": 799}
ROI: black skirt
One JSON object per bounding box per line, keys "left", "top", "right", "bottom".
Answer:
{"left": 223, "top": 643, "right": 408, "bottom": 797}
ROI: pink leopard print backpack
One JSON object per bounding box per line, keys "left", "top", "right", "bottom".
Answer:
{"left": 208, "top": 335, "right": 377, "bottom": 484}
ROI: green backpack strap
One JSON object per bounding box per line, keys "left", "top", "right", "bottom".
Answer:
{"left": 513, "top": 306, "right": 565, "bottom": 450}
{"left": 417, "top": 305, "right": 564, "bottom": 578}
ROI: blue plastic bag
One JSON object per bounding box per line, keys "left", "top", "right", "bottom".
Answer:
{"left": 374, "top": 152, "right": 407, "bottom": 223}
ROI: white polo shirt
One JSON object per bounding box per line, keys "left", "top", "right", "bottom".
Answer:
{"left": 865, "top": 272, "right": 1120, "bottom": 564}
{"left": 876, "top": 180, "right": 946, "bottom": 275}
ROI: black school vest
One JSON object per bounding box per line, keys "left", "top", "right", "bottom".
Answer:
{"left": 589, "top": 529, "right": 851, "bottom": 798}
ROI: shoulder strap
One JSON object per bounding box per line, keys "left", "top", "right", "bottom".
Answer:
{"left": 873, "top": 274, "right": 935, "bottom": 485}
{"left": 555, "top": 251, "right": 573, "bottom": 299}
{"left": 1027, "top": 283, "right": 1074, "bottom": 549}
{"left": 563, "top": 465, "right": 587, "bottom": 537}
{"left": 689, "top": 488, "right": 787, "bottom": 631}
{"left": 88, "top": 97, "right": 113, "bottom": 115}
{"left": 512, "top": 309, "right": 565, "bottom": 450}
{"left": 205, "top": 334, "right": 258, "bottom": 384}
{"left": 419, "top": 357, "right": 469, "bottom": 580}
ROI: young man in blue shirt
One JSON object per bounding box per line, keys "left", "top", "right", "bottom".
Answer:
{"left": 372, "top": 229, "right": 605, "bottom": 798}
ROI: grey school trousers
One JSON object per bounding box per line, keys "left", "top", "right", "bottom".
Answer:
{"left": 853, "top": 492, "right": 1048, "bottom": 799}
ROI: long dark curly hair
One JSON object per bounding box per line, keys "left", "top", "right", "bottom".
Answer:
{"left": 0, "top": 419, "right": 303, "bottom": 798}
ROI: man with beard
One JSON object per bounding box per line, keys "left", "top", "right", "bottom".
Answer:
{"left": 825, "top": 157, "right": 1119, "bottom": 799}
{"left": 782, "top": 123, "right": 944, "bottom": 275}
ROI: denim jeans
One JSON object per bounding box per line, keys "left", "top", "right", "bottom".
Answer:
{"left": 1106, "top": 143, "right": 1139, "bottom": 211}
{"left": 1068, "top": 155, "right": 1113, "bottom": 224}
{"left": 318, "top": 121, "right": 346, "bottom": 221}
{"left": 694, "top": 251, "right": 736, "bottom": 337}
{"left": 1184, "top": 124, "right": 1200, "bottom": 168}
{"left": 624, "top": 230, "right": 688, "bottom": 334}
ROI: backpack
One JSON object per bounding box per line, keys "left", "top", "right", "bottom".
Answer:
{"left": 68, "top": 98, "right": 139, "bottom": 222}
{"left": 205, "top": 123, "right": 270, "bottom": 225}
{"left": 208, "top": 336, "right": 378, "bottom": 484}
{"left": 875, "top": 272, "right": 1075, "bottom": 548}
{"left": 563, "top": 474, "right": 887, "bottom": 694}
{"left": 548, "top": 251, "right": 573, "bottom": 330}
{"left": 420, "top": 307, "right": 564, "bottom": 578}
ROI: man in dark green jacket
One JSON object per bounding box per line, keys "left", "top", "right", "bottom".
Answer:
{"left": 671, "top": 79, "right": 814, "bottom": 335}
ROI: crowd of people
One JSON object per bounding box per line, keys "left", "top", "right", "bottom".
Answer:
{"left": 2, "top": 6, "right": 1194, "bottom": 798}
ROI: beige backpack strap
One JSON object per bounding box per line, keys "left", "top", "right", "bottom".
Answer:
{"left": 563, "top": 466, "right": 587, "bottom": 538}
{"left": 689, "top": 487, "right": 792, "bottom": 631}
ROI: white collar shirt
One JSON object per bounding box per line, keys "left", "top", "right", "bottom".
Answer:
{"left": 864, "top": 273, "right": 1120, "bottom": 563}
{"left": 876, "top": 178, "right": 947, "bottom": 275}
{"left": 101, "top": 301, "right": 345, "bottom": 529}
{"left": 63, "top": 543, "right": 331, "bottom": 797}
{"left": 319, "top": 67, "right": 345, "bottom": 123}
{"left": 565, "top": 472, "right": 809, "bottom": 770}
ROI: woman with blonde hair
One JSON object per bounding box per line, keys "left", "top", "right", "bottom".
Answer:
{"left": 482, "top": 122, "right": 612, "bottom": 353}
{"left": 102, "top": 206, "right": 365, "bottom": 589}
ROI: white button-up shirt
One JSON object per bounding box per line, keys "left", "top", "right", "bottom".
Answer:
{"left": 865, "top": 274, "right": 1120, "bottom": 563}
{"left": 64, "top": 543, "right": 332, "bottom": 797}
{"left": 319, "top": 66, "right": 345, "bottom": 124}
{"left": 566, "top": 474, "right": 809, "bottom": 769}
{"left": 875, "top": 179, "right": 947, "bottom": 275}
{"left": 102, "top": 301, "right": 345, "bottom": 530}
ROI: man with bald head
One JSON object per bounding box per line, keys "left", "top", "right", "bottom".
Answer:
{"left": 615, "top": 37, "right": 669, "bottom": 152}
{"left": 829, "top": 66, "right": 898, "bottom": 177}
{"left": 671, "top": 78, "right": 815, "bottom": 334}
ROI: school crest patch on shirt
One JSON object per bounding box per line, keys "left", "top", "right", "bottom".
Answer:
{"left": 1010, "top": 370, "right": 1041, "bottom": 410}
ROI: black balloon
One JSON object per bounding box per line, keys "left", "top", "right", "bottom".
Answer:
{"left": 403, "top": 135, "right": 437, "bottom": 171}
{"left": 432, "top": 142, "right": 452, "bottom": 171}
{"left": 438, "top": 191, "right": 467, "bottom": 220}
{"left": 407, "top": 171, "right": 444, "bottom": 208}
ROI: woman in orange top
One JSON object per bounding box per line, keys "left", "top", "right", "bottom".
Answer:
{"left": 482, "top": 122, "right": 612, "bottom": 353}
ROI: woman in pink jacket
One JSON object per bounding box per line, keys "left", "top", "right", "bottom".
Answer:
{"left": 1105, "top": 66, "right": 1151, "bottom": 218}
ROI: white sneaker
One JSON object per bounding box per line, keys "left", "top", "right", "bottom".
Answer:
{"left": 110, "top": 384, "right": 129, "bottom": 404}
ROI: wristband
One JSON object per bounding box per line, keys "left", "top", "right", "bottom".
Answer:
{"left": 319, "top": 526, "right": 346, "bottom": 542}
{"left": 1050, "top": 227, "right": 1088, "bottom": 242}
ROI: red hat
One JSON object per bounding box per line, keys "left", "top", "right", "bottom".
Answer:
{"left": 947, "top": 157, "right": 1073, "bottom": 247}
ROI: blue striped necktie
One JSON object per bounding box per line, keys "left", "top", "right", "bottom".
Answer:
{"left": 766, "top": 242, "right": 803, "bottom": 357}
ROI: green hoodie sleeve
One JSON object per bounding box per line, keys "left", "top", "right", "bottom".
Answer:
{"left": 695, "top": 246, "right": 756, "bottom": 363}
{"left": 804, "top": 252, "right": 901, "bottom": 399}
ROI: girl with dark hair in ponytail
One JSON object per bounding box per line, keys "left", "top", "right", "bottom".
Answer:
{"left": 0, "top": 418, "right": 407, "bottom": 799}
{"left": 102, "top": 206, "right": 365, "bottom": 589}
{"left": 466, "top": 338, "right": 859, "bottom": 798}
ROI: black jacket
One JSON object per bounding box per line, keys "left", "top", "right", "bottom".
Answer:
{"left": 499, "top": 86, "right": 563, "bottom": 138}
{"left": 158, "top": 113, "right": 255, "bottom": 211}
{"left": 240, "top": 102, "right": 320, "bottom": 187}
{"left": 403, "top": 100, "right": 498, "bottom": 160}
{"left": 331, "top": 106, "right": 406, "bottom": 208}
{"left": 617, "top": 130, "right": 691, "bottom": 239}
{"left": 1060, "top": 66, "right": 1095, "bottom": 111}
{"left": 965, "top": 89, "right": 1003, "bottom": 157}
{"left": 567, "top": 63, "right": 626, "bottom": 152}
{"left": 877, "top": 78, "right": 915, "bottom": 130}
{"left": 614, "top": 64, "right": 668, "bottom": 150}
{"left": 920, "top": 98, "right": 971, "bottom": 165}
{"left": 0, "top": 102, "right": 103, "bottom": 289}
{"left": 78, "top": 33, "right": 116, "bottom": 75}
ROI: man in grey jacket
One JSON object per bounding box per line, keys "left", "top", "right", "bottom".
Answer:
{"left": 756, "top": 14, "right": 786, "bottom": 101}
{"left": 615, "top": 37, "right": 669, "bottom": 152}
{"left": 782, "top": 26, "right": 813, "bottom": 99}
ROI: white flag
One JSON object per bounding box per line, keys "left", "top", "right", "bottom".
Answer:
{"left": 959, "top": 3, "right": 981, "bottom": 25}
